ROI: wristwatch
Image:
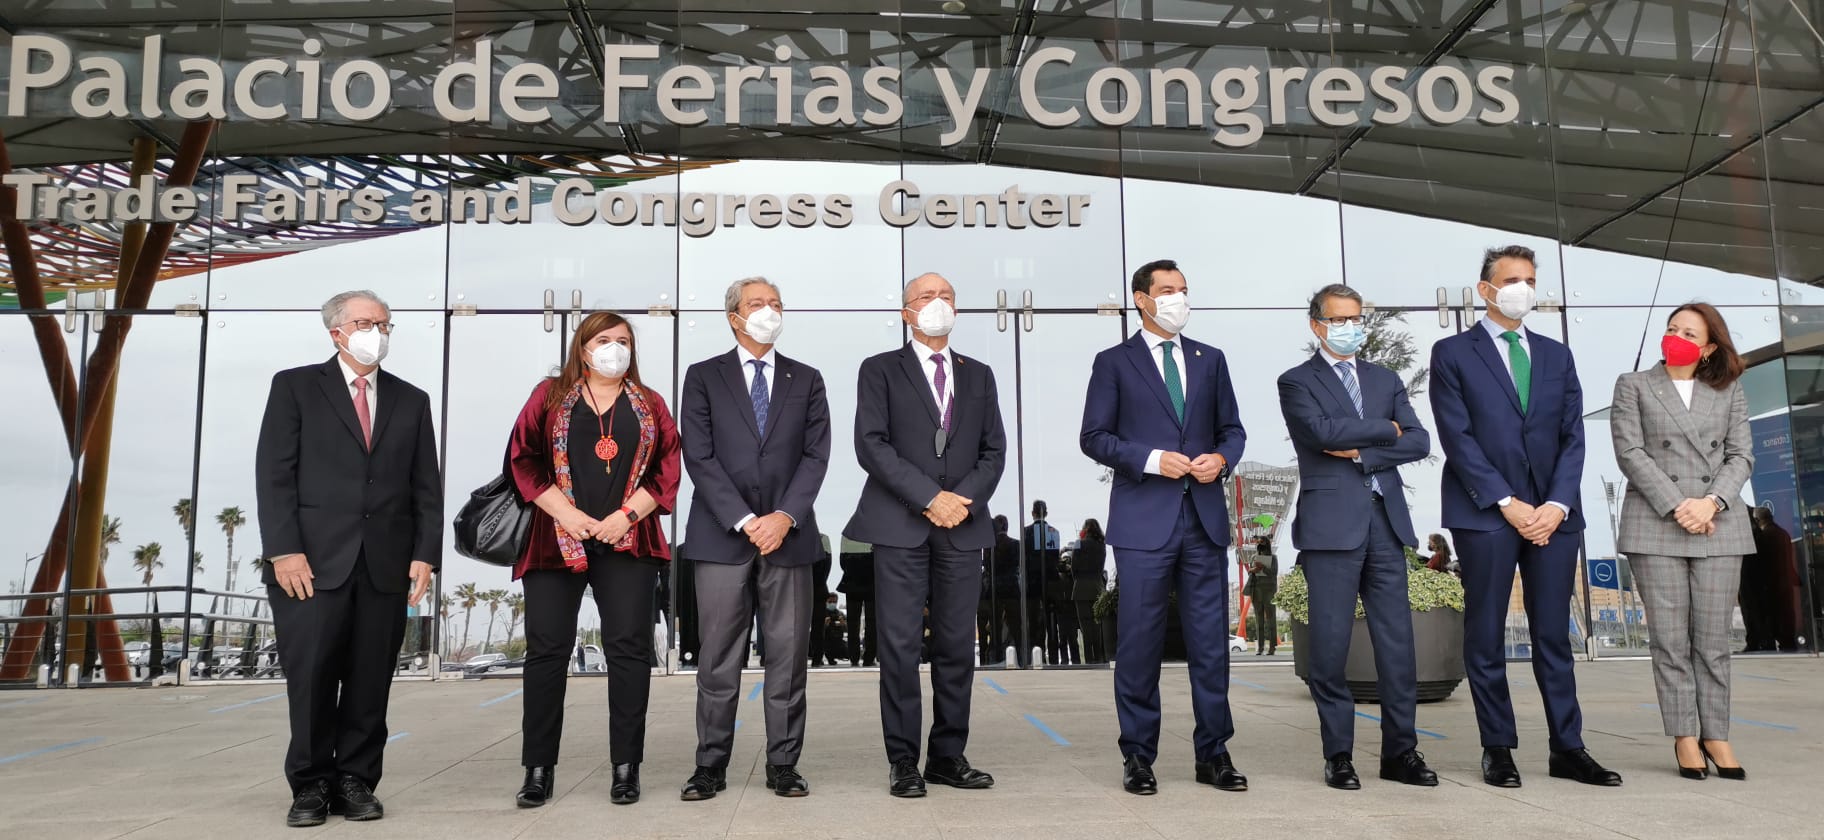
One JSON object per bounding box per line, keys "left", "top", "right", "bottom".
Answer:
{"left": 1496, "top": 496, "right": 1514, "bottom": 508}
{"left": 619, "top": 505, "right": 640, "bottom": 523}
{"left": 1708, "top": 495, "right": 1728, "bottom": 512}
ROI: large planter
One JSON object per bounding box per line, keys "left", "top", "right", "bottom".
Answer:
{"left": 1289, "top": 608, "right": 1466, "bottom": 703}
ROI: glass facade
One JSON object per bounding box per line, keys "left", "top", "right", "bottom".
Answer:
{"left": 2, "top": 1, "right": 1821, "bottom": 685}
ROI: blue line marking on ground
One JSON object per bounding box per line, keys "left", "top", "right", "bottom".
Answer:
{"left": 1641, "top": 703, "right": 1795, "bottom": 732}
{"left": 387, "top": 732, "right": 410, "bottom": 744}
{"left": 1232, "top": 678, "right": 1266, "bottom": 690}
{"left": 1023, "top": 714, "right": 1070, "bottom": 746}
{"left": 982, "top": 677, "right": 1009, "bottom": 695}
{"left": 747, "top": 682, "right": 764, "bottom": 701}
{"left": 208, "top": 693, "right": 286, "bottom": 713}
{"left": 0, "top": 737, "right": 101, "bottom": 765}
{"left": 734, "top": 719, "right": 743, "bottom": 732}
{"left": 479, "top": 688, "right": 523, "bottom": 708}
{"left": 0, "top": 697, "right": 43, "bottom": 709}
{"left": 1354, "top": 711, "right": 1446, "bottom": 739}
{"left": 1737, "top": 673, "right": 1781, "bottom": 682}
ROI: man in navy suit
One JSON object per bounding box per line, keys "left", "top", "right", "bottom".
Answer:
{"left": 1429, "top": 245, "right": 1621, "bottom": 788}
{"left": 846, "top": 272, "right": 1006, "bottom": 798}
{"left": 678, "top": 277, "right": 831, "bottom": 800}
{"left": 1080, "top": 259, "right": 1247, "bottom": 796}
{"left": 1278, "top": 284, "right": 1435, "bottom": 790}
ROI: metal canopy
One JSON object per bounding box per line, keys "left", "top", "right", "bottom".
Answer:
{"left": 0, "top": 0, "right": 1820, "bottom": 283}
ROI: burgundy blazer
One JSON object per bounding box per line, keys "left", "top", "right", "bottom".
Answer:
{"left": 506, "top": 378, "right": 681, "bottom": 578}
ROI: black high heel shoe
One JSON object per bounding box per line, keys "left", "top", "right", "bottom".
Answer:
{"left": 1701, "top": 743, "right": 1746, "bottom": 781}
{"left": 1675, "top": 744, "right": 1706, "bottom": 781}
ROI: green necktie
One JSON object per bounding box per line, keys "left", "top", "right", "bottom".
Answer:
{"left": 1501, "top": 331, "right": 1531, "bottom": 413}
{"left": 1161, "top": 340, "right": 1185, "bottom": 422}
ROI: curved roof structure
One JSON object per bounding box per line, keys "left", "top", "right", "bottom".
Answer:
{"left": 1, "top": 0, "right": 1820, "bottom": 284}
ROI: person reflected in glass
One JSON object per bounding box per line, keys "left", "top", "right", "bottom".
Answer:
{"left": 1071, "top": 520, "right": 1110, "bottom": 664}
{"left": 1081, "top": 258, "right": 1248, "bottom": 796}
{"left": 1429, "top": 245, "right": 1620, "bottom": 788}
{"left": 677, "top": 277, "right": 831, "bottom": 801}
{"left": 1611, "top": 302, "right": 1753, "bottom": 781}
{"left": 1243, "top": 536, "right": 1278, "bottom": 656}
{"left": 847, "top": 272, "right": 1007, "bottom": 798}
{"left": 505, "top": 312, "right": 681, "bottom": 807}
{"left": 1280, "top": 283, "right": 1435, "bottom": 789}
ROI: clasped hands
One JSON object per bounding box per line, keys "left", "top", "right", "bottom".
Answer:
{"left": 1499, "top": 499, "right": 1567, "bottom": 546}
{"left": 742, "top": 512, "right": 793, "bottom": 555}
{"left": 925, "top": 490, "right": 973, "bottom": 528}
{"left": 1672, "top": 498, "right": 1719, "bottom": 535}
{"left": 1159, "top": 452, "right": 1227, "bottom": 483}
{"left": 558, "top": 508, "right": 634, "bottom": 545}
{"left": 1323, "top": 421, "right": 1404, "bottom": 461}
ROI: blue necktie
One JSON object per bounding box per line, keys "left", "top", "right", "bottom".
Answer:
{"left": 1334, "top": 361, "right": 1383, "bottom": 495}
{"left": 749, "top": 359, "right": 769, "bottom": 437}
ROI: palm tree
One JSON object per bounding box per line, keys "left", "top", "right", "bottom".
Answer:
{"left": 172, "top": 498, "right": 195, "bottom": 541}
{"left": 215, "top": 507, "right": 246, "bottom": 591}
{"left": 99, "top": 515, "right": 122, "bottom": 566}
{"left": 504, "top": 593, "right": 525, "bottom": 652}
{"left": 480, "top": 589, "right": 508, "bottom": 653}
{"left": 133, "top": 543, "right": 165, "bottom": 678}
{"left": 454, "top": 583, "right": 481, "bottom": 658}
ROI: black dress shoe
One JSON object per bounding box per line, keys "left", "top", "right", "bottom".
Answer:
{"left": 1548, "top": 749, "right": 1623, "bottom": 787}
{"left": 330, "top": 775, "right": 383, "bottom": 821}
{"left": 1482, "top": 747, "right": 1522, "bottom": 788}
{"left": 286, "top": 780, "right": 332, "bottom": 828}
{"left": 679, "top": 766, "right": 726, "bottom": 801}
{"left": 610, "top": 763, "right": 642, "bottom": 804}
{"left": 1322, "top": 753, "right": 1360, "bottom": 790}
{"left": 516, "top": 766, "right": 556, "bottom": 808}
{"left": 889, "top": 759, "right": 927, "bottom": 798}
{"left": 1122, "top": 756, "right": 1158, "bottom": 795}
{"left": 765, "top": 764, "right": 809, "bottom": 797}
{"left": 1701, "top": 744, "right": 1745, "bottom": 781}
{"left": 924, "top": 754, "right": 994, "bottom": 789}
{"left": 1380, "top": 750, "right": 1439, "bottom": 786}
{"left": 1194, "top": 753, "right": 1248, "bottom": 791}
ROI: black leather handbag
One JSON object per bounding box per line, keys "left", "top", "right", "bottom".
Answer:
{"left": 453, "top": 459, "right": 532, "bottom": 567}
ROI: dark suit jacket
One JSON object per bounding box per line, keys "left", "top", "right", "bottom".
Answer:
{"left": 1429, "top": 323, "right": 1586, "bottom": 533}
{"left": 679, "top": 349, "right": 831, "bottom": 567}
{"left": 255, "top": 357, "right": 443, "bottom": 593}
{"left": 1279, "top": 353, "right": 1430, "bottom": 550}
{"left": 844, "top": 343, "right": 1007, "bottom": 551}
{"left": 1079, "top": 331, "right": 1246, "bottom": 550}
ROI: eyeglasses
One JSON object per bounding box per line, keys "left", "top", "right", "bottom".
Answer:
{"left": 1319, "top": 316, "right": 1365, "bottom": 327}
{"left": 341, "top": 319, "right": 394, "bottom": 334}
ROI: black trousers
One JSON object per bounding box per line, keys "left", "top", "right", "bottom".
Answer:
{"left": 521, "top": 549, "right": 660, "bottom": 767}
{"left": 875, "top": 530, "right": 981, "bottom": 764}
{"left": 268, "top": 551, "right": 407, "bottom": 794}
{"left": 847, "top": 597, "right": 877, "bottom": 666}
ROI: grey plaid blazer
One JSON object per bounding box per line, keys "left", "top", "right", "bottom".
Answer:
{"left": 1610, "top": 366, "right": 1755, "bottom": 558}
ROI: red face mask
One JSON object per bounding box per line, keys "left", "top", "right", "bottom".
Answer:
{"left": 1662, "top": 334, "right": 1703, "bottom": 367}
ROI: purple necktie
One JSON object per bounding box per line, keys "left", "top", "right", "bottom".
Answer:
{"left": 931, "top": 353, "right": 953, "bottom": 433}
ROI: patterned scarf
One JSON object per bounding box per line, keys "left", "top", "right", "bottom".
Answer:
{"left": 551, "top": 379, "right": 659, "bottom": 571}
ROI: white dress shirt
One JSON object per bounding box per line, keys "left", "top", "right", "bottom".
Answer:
{"left": 1478, "top": 318, "right": 1570, "bottom": 516}
{"left": 337, "top": 356, "right": 378, "bottom": 419}
{"left": 1320, "top": 347, "right": 1370, "bottom": 468}
{"left": 1139, "top": 329, "right": 1191, "bottom": 476}
{"left": 733, "top": 345, "right": 791, "bottom": 533}
{"left": 910, "top": 339, "right": 955, "bottom": 415}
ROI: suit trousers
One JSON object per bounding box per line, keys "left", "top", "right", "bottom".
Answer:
{"left": 1302, "top": 498, "right": 1418, "bottom": 758}
{"left": 847, "top": 597, "right": 877, "bottom": 666}
{"left": 1630, "top": 553, "right": 1742, "bottom": 739}
{"left": 1451, "top": 527, "right": 1585, "bottom": 752}
{"left": 1113, "top": 495, "right": 1234, "bottom": 764}
{"left": 694, "top": 552, "right": 812, "bottom": 767}
{"left": 874, "top": 529, "right": 982, "bottom": 764}
{"left": 269, "top": 550, "right": 407, "bottom": 794}
{"left": 520, "top": 551, "right": 660, "bottom": 767}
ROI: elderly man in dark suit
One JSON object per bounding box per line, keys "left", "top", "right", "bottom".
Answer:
{"left": 846, "top": 271, "right": 1006, "bottom": 798}
{"left": 678, "top": 277, "right": 831, "bottom": 800}
{"left": 255, "top": 290, "right": 442, "bottom": 828}
{"left": 1278, "top": 283, "right": 1435, "bottom": 789}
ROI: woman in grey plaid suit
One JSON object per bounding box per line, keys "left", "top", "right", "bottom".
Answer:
{"left": 1611, "top": 303, "right": 1754, "bottom": 781}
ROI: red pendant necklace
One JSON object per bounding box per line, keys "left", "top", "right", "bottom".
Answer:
{"left": 583, "top": 383, "right": 621, "bottom": 469}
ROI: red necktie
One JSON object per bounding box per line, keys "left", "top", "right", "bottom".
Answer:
{"left": 353, "top": 376, "right": 372, "bottom": 450}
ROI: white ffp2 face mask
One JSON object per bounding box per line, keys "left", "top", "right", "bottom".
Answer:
{"left": 590, "top": 341, "right": 631, "bottom": 377}
{"left": 1487, "top": 281, "right": 1536, "bottom": 321}
{"left": 740, "top": 306, "right": 785, "bottom": 344}
{"left": 908, "top": 297, "right": 956, "bottom": 338}
{"left": 1148, "top": 292, "right": 1190, "bottom": 335}
{"left": 341, "top": 328, "right": 389, "bottom": 366}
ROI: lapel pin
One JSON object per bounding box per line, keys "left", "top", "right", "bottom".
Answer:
{"left": 1196, "top": 350, "right": 1203, "bottom": 356}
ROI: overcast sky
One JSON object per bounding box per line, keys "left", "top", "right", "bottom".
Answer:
{"left": 0, "top": 159, "right": 1792, "bottom": 652}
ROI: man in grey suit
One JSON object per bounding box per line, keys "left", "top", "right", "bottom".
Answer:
{"left": 678, "top": 277, "right": 831, "bottom": 800}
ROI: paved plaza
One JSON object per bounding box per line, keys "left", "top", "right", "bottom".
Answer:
{"left": 2, "top": 658, "right": 1820, "bottom": 839}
